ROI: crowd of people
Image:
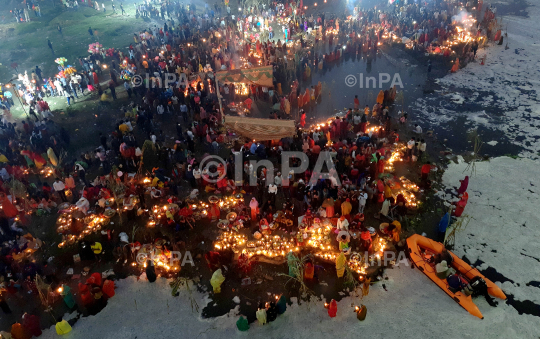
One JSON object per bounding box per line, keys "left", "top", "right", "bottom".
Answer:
{"left": 0, "top": 0, "right": 496, "bottom": 334}
{"left": 11, "top": 0, "right": 41, "bottom": 23}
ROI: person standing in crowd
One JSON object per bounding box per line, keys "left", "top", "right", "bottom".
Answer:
{"left": 53, "top": 178, "right": 67, "bottom": 202}
{"left": 406, "top": 137, "right": 415, "bottom": 161}
{"left": 47, "top": 39, "right": 54, "bottom": 55}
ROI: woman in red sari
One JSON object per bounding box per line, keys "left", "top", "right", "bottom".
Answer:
{"left": 0, "top": 192, "right": 18, "bottom": 219}
{"left": 300, "top": 111, "right": 306, "bottom": 127}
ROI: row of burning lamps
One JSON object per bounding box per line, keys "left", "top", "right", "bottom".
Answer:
{"left": 57, "top": 212, "right": 106, "bottom": 249}
{"left": 308, "top": 119, "right": 382, "bottom": 133}
{"left": 213, "top": 224, "right": 335, "bottom": 258}
{"left": 145, "top": 195, "right": 243, "bottom": 227}
{"left": 130, "top": 258, "right": 180, "bottom": 273}
{"left": 213, "top": 223, "right": 387, "bottom": 265}
{"left": 213, "top": 218, "right": 393, "bottom": 263}
{"left": 215, "top": 232, "right": 303, "bottom": 257}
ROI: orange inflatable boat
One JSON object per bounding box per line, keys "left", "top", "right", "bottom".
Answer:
{"left": 406, "top": 234, "right": 506, "bottom": 319}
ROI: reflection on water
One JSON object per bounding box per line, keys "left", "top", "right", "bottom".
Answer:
{"left": 289, "top": 48, "right": 427, "bottom": 126}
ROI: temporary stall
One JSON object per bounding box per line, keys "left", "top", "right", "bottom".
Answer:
{"left": 215, "top": 65, "right": 273, "bottom": 87}
{"left": 224, "top": 116, "right": 296, "bottom": 141}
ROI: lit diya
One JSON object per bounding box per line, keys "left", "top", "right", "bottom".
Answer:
{"left": 217, "top": 219, "right": 230, "bottom": 230}
{"left": 103, "top": 209, "right": 116, "bottom": 218}
{"left": 226, "top": 212, "right": 238, "bottom": 222}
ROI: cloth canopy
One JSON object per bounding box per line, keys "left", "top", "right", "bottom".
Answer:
{"left": 224, "top": 116, "right": 296, "bottom": 141}
{"left": 216, "top": 66, "right": 273, "bottom": 87}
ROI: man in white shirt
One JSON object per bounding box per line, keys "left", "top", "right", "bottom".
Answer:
{"left": 156, "top": 104, "right": 165, "bottom": 115}
{"left": 53, "top": 178, "right": 67, "bottom": 202}
{"left": 418, "top": 139, "right": 427, "bottom": 158}
{"left": 353, "top": 114, "right": 361, "bottom": 125}
{"left": 268, "top": 183, "right": 278, "bottom": 206}
{"left": 274, "top": 172, "right": 283, "bottom": 196}
{"left": 337, "top": 215, "right": 349, "bottom": 231}
{"left": 413, "top": 124, "right": 422, "bottom": 134}
{"left": 358, "top": 191, "right": 368, "bottom": 214}
{"left": 407, "top": 137, "right": 415, "bottom": 161}
{"left": 54, "top": 79, "right": 64, "bottom": 96}
{"left": 274, "top": 172, "right": 282, "bottom": 187}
